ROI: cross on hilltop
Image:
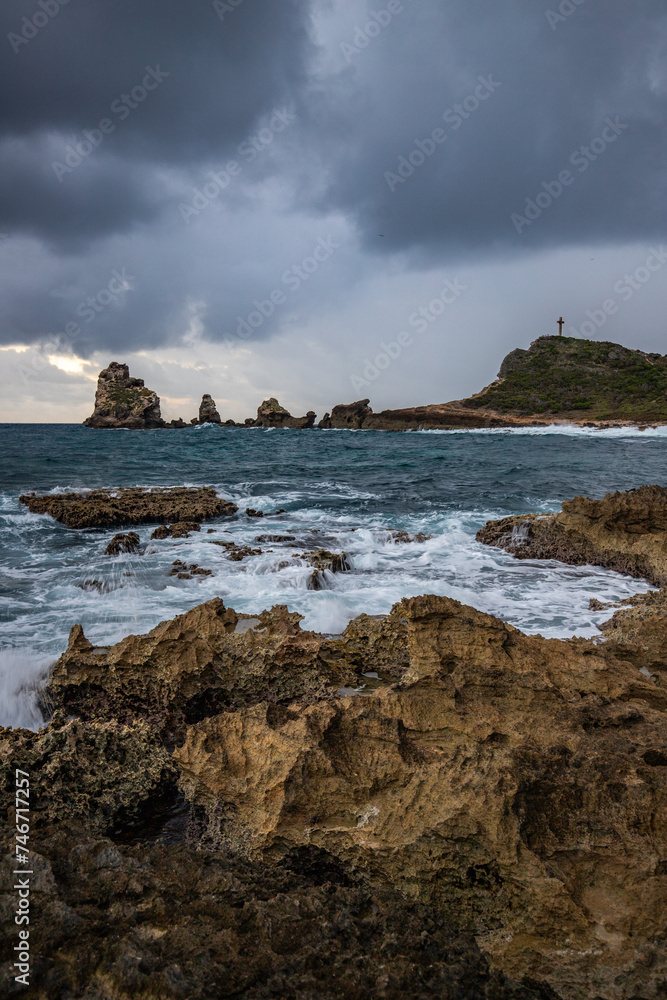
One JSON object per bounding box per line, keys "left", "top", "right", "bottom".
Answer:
{"left": 557, "top": 317, "right": 564, "bottom": 336}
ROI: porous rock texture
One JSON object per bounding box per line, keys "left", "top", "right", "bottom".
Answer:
{"left": 0, "top": 832, "right": 552, "bottom": 1000}
{"left": 476, "top": 485, "right": 667, "bottom": 586}
{"left": 83, "top": 361, "right": 165, "bottom": 429}
{"left": 19, "top": 486, "right": 238, "bottom": 529}
{"left": 33, "top": 587, "right": 667, "bottom": 999}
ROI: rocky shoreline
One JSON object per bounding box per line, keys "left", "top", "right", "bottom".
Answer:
{"left": 82, "top": 337, "right": 667, "bottom": 431}
{"left": 2, "top": 486, "right": 667, "bottom": 998}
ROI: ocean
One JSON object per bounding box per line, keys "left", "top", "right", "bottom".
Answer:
{"left": 1, "top": 422, "right": 665, "bottom": 729}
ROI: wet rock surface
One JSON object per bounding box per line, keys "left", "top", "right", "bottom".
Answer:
{"left": 151, "top": 521, "right": 201, "bottom": 539}
{"left": 20, "top": 486, "right": 238, "bottom": 529}
{"left": 104, "top": 531, "right": 142, "bottom": 555}
{"left": 477, "top": 485, "right": 667, "bottom": 586}
{"left": 83, "top": 361, "right": 165, "bottom": 429}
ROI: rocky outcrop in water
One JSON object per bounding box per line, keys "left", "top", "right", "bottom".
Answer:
{"left": 83, "top": 362, "right": 165, "bottom": 429}
{"left": 104, "top": 531, "right": 142, "bottom": 555}
{"left": 477, "top": 485, "right": 667, "bottom": 586}
{"left": 197, "top": 394, "right": 221, "bottom": 424}
{"left": 254, "top": 397, "right": 316, "bottom": 429}
{"left": 20, "top": 486, "right": 238, "bottom": 529}
{"left": 319, "top": 398, "right": 373, "bottom": 429}
{"left": 31, "top": 583, "right": 667, "bottom": 999}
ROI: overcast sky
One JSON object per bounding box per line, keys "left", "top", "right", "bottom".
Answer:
{"left": 1, "top": 0, "right": 665, "bottom": 422}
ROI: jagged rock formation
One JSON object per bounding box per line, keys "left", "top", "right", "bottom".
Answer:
{"left": 19, "top": 486, "right": 238, "bottom": 529}
{"left": 104, "top": 531, "right": 142, "bottom": 556}
{"left": 319, "top": 398, "right": 373, "bottom": 429}
{"left": 254, "top": 397, "right": 316, "bottom": 429}
{"left": 477, "top": 485, "right": 667, "bottom": 587}
{"left": 197, "top": 394, "right": 221, "bottom": 424}
{"left": 83, "top": 361, "right": 165, "bottom": 429}
{"left": 34, "top": 577, "right": 667, "bottom": 999}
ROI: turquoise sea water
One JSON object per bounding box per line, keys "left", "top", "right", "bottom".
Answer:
{"left": 1, "top": 422, "right": 665, "bottom": 728}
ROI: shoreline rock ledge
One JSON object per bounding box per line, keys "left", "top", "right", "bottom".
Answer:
{"left": 83, "top": 361, "right": 165, "bottom": 429}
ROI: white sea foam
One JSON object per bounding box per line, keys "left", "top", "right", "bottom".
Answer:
{"left": 411, "top": 423, "right": 667, "bottom": 438}
{"left": 0, "top": 464, "right": 658, "bottom": 729}
{"left": 0, "top": 649, "right": 52, "bottom": 729}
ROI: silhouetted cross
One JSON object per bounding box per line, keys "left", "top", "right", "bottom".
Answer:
{"left": 557, "top": 317, "right": 564, "bottom": 336}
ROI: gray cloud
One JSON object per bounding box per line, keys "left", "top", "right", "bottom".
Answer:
{"left": 0, "top": 0, "right": 665, "bottom": 366}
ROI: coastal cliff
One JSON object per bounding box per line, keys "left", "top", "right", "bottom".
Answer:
{"left": 323, "top": 337, "right": 667, "bottom": 430}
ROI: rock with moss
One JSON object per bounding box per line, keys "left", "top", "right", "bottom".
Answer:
{"left": 20, "top": 486, "right": 238, "bottom": 529}
{"left": 462, "top": 335, "right": 667, "bottom": 421}
{"left": 83, "top": 361, "right": 165, "bottom": 429}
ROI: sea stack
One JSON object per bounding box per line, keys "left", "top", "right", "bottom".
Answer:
{"left": 254, "top": 398, "right": 316, "bottom": 429}
{"left": 83, "top": 362, "right": 164, "bottom": 429}
{"left": 198, "top": 394, "right": 222, "bottom": 424}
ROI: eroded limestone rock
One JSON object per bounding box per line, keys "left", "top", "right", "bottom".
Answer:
{"left": 477, "top": 485, "right": 667, "bottom": 586}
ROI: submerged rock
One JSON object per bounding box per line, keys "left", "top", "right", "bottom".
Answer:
{"left": 477, "top": 484, "right": 667, "bottom": 586}
{"left": 104, "top": 531, "right": 142, "bottom": 555}
{"left": 20, "top": 486, "right": 238, "bottom": 529}
{"left": 299, "top": 548, "right": 352, "bottom": 589}
{"left": 83, "top": 361, "right": 165, "bottom": 429}
{"left": 151, "top": 521, "right": 201, "bottom": 539}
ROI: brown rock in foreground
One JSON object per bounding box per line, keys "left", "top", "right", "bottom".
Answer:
{"left": 83, "top": 361, "right": 165, "bottom": 429}
{"left": 174, "top": 594, "right": 667, "bottom": 999}
{"left": 19, "top": 486, "right": 238, "bottom": 529}
{"left": 40, "top": 586, "right": 667, "bottom": 999}
{"left": 477, "top": 485, "right": 667, "bottom": 586}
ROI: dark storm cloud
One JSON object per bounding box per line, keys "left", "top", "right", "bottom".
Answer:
{"left": 301, "top": 0, "right": 667, "bottom": 256}
{"left": 0, "top": 0, "right": 665, "bottom": 357}
{"left": 0, "top": 0, "right": 314, "bottom": 242}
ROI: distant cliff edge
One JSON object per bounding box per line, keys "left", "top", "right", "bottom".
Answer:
{"left": 84, "top": 337, "right": 667, "bottom": 430}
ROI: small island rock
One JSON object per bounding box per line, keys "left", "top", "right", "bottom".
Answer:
{"left": 83, "top": 362, "right": 165, "bottom": 429}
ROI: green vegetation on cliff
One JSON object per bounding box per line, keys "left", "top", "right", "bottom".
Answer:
{"left": 464, "top": 336, "right": 667, "bottom": 421}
